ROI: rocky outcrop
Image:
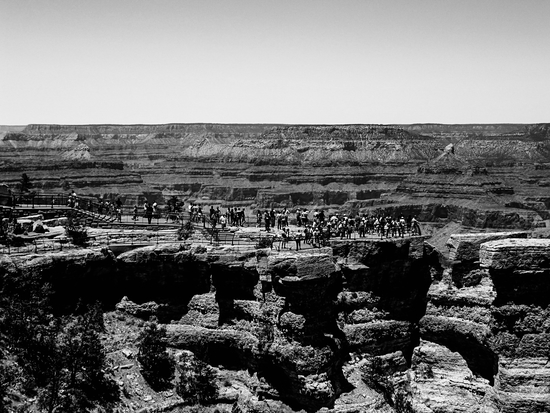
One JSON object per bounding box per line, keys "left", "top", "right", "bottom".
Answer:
{"left": 483, "top": 238, "right": 550, "bottom": 413}
{"left": 409, "top": 340, "right": 499, "bottom": 413}
{"left": 417, "top": 235, "right": 550, "bottom": 413}
{"left": 446, "top": 231, "right": 529, "bottom": 286}
{"left": 2, "top": 232, "right": 550, "bottom": 412}
{"left": 481, "top": 238, "right": 550, "bottom": 306}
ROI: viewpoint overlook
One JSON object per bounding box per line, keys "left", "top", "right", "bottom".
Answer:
{"left": 1, "top": 123, "right": 550, "bottom": 412}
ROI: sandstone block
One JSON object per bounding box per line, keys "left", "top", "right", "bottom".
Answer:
{"left": 480, "top": 238, "right": 550, "bottom": 270}
{"left": 344, "top": 320, "right": 412, "bottom": 354}
{"left": 420, "top": 315, "right": 491, "bottom": 348}
{"left": 446, "top": 231, "right": 529, "bottom": 262}
{"left": 267, "top": 252, "right": 337, "bottom": 281}
{"left": 427, "top": 277, "right": 496, "bottom": 307}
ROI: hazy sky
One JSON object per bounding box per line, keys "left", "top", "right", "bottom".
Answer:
{"left": 1, "top": 0, "right": 549, "bottom": 125}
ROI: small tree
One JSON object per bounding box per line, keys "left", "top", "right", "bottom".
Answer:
{"left": 167, "top": 196, "right": 181, "bottom": 211}
{"left": 137, "top": 321, "right": 175, "bottom": 391}
{"left": 177, "top": 221, "right": 193, "bottom": 241}
{"left": 0, "top": 349, "right": 15, "bottom": 413}
{"left": 62, "top": 179, "right": 71, "bottom": 191}
{"left": 37, "top": 308, "right": 119, "bottom": 413}
{"left": 255, "top": 236, "right": 273, "bottom": 249}
{"left": 176, "top": 354, "right": 217, "bottom": 405}
{"left": 65, "top": 212, "right": 89, "bottom": 246}
{"left": 19, "top": 173, "right": 32, "bottom": 193}
{"left": 2, "top": 295, "right": 119, "bottom": 413}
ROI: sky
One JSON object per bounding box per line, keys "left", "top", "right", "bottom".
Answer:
{"left": 1, "top": 0, "right": 549, "bottom": 125}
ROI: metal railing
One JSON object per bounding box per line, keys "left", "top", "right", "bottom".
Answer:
{"left": 0, "top": 223, "right": 424, "bottom": 256}
{"left": 1, "top": 192, "right": 424, "bottom": 254}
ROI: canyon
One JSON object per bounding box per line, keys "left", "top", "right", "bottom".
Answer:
{"left": 1, "top": 233, "right": 549, "bottom": 412}
{"left": 1, "top": 123, "right": 550, "bottom": 234}
{"left": 1, "top": 123, "right": 550, "bottom": 412}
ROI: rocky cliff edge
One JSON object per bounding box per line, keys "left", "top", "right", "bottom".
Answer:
{"left": 1, "top": 234, "right": 549, "bottom": 412}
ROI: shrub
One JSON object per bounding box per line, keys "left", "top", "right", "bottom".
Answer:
{"left": 177, "top": 221, "right": 194, "bottom": 241}
{"left": 256, "top": 313, "right": 275, "bottom": 353}
{"left": 0, "top": 350, "right": 15, "bottom": 413}
{"left": 19, "top": 173, "right": 32, "bottom": 193}
{"left": 2, "top": 295, "right": 119, "bottom": 413}
{"left": 36, "top": 306, "right": 119, "bottom": 412}
{"left": 255, "top": 236, "right": 273, "bottom": 249}
{"left": 176, "top": 355, "right": 217, "bottom": 405}
{"left": 137, "top": 321, "right": 175, "bottom": 391}
{"left": 65, "top": 213, "right": 89, "bottom": 246}
{"left": 66, "top": 226, "right": 88, "bottom": 246}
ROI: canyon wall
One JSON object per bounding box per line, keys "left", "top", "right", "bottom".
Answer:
{"left": 1, "top": 233, "right": 549, "bottom": 412}
{"left": 1, "top": 123, "right": 550, "bottom": 230}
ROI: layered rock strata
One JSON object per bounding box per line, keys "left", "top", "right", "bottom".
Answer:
{"left": 1, "top": 123, "right": 549, "bottom": 230}
{"left": 417, "top": 233, "right": 550, "bottom": 412}
{"left": 1, "top": 233, "right": 550, "bottom": 412}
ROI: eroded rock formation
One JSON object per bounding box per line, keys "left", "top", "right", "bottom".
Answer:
{"left": 1, "top": 123, "right": 549, "bottom": 231}
{"left": 1, "top": 228, "right": 550, "bottom": 412}
{"left": 418, "top": 233, "right": 550, "bottom": 413}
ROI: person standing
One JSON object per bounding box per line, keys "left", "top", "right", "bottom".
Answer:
{"left": 295, "top": 231, "right": 302, "bottom": 251}
{"left": 264, "top": 211, "right": 271, "bottom": 232}
{"left": 146, "top": 203, "right": 153, "bottom": 224}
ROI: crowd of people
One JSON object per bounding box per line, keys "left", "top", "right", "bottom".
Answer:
{"left": 64, "top": 191, "right": 126, "bottom": 222}
{"left": 256, "top": 207, "right": 422, "bottom": 249}
{"left": 61, "top": 191, "right": 422, "bottom": 246}
{"left": 187, "top": 204, "right": 247, "bottom": 229}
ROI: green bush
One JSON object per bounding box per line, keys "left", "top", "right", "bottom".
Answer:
{"left": 137, "top": 321, "right": 175, "bottom": 391}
